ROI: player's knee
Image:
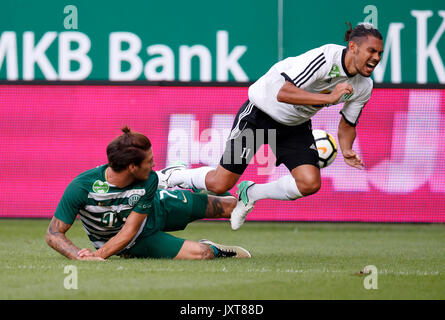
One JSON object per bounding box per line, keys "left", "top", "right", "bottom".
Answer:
{"left": 208, "top": 184, "right": 232, "bottom": 195}
{"left": 297, "top": 178, "right": 321, "bottom": 196}
{"left": 205, "top": 168, "right": 238, "bottom": 194}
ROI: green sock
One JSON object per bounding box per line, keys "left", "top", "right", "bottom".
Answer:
{"left": 210, "top": 245, "right": 220, "bottom": 258}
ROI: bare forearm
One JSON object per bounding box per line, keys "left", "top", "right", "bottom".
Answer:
{"left": 337, "top": 117, "right": 364, "bottom": 169}
{"left": 94, "top": 211, "right": 147, "bottom": 259}
{"left": 277, "top": 81, "right": 353, "bottom": 106}
{"left": 338, "top": 118, "right": 357, "bottom": 153}
{"left": 277, "top": 84, "right": 332, "bottom": 105}
{"left": 46, "top": 232, "right": 80, "bottom": 260}
{"left": 95, "top": 230, "right": 134, "bottom": 259}
{"left": 46, "top": 217, "right": 81, "bottom": 259}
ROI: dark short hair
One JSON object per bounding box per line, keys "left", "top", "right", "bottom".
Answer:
{"left": 344, "top": 22, "right": 383, "bottom": 44}
{"left": 106, "top": 126, "right": 152, "bottom": 172}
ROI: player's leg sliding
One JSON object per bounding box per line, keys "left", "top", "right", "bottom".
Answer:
{"left": 171, "top": 166, "right": 214, "bottom": 190}
{"left": 230, "top": 175, "right": 303, "bottom": 230}
{"left": 175, "top": 239, "right": 251, "bottom": 259}
{"left": 157, "top": 163, "right": 235, "bottom": 198}
{"left": 157, "top": 164, "right": 214, "bottom": 191}
{"left": 156, "top": 162, "right": 189, "bottom": 189}
{"left": 199, "top": 239, "right": 251, "bottom": 258}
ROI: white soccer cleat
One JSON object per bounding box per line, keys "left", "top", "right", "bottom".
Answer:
{"left": 230, "top": 181, "right": 256, "bottom": 231}
{"left": 199, "top": 239, "right": 251, "bottom": 258}
{"left": 156, "top": 162, "right": 188, "bottom": 189}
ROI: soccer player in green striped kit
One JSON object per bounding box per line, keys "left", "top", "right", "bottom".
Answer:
{"left": 46, "top": 126, "right": 250, "bottom": 260}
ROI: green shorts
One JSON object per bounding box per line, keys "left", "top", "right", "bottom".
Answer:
{"left": 123, "top": 190, "right": 208, "bottom": 259}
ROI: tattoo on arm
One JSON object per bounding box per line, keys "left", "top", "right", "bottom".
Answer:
{"left": 46, "top": 217, "right": 80, "bottom": 260}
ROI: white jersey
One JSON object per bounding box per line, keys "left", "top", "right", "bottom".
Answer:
{"left": 248, "top": 44, "right": 373, "bottom": 126}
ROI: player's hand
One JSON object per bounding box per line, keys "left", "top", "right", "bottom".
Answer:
{"left": 77, "top": 248, "right": 94, "bottom": 257}
{"left": 343, "top": 149, "right": 364, "bottom": 170}
{"left": 330, "top": 83, "right": 353, "bottom": 104}
{"left": 77, "top": 248, "right": 105, "bottom": 261}
{"left": 77, "top": 256, "right": 105, "bottom": 261}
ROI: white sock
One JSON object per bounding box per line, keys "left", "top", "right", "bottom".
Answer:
{"left": 247, "top": 175, "right": 303, "bottom": 202}
{"left": 170, "top": 166, "right": 214, "bottom": 190}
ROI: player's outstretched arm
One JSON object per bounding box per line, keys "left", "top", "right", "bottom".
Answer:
{"left": 46, "top": 217, "right": 103, "bottom": 260}
{"left": 92, "top": 211, "right": 147, "bottom": 259}
{"left": 338, "top": 117, "right": 364, "bottom": 170}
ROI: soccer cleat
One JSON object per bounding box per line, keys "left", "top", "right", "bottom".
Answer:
{"left": 199, "top": 239, "right": 251, "bottom": 258}
{"left": 230, "top": 181, "right": 256, "bottom": 231}
{"left": 156, "top": 162, "right": 188, "bottom": 189}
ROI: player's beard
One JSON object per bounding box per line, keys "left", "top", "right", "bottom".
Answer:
{"left": 131, "top": 168, "right": 150, "bottom": 182}
{"left": 357, "top": 68, "right": 372, "bottom": 77}
{"left": 354, "top": 58, "right": 371, "bottom": 77}
{"left": 356, "top": 56, "right": 378, "bottom": 78}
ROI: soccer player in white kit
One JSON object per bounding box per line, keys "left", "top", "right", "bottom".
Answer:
{"left": 158, "top": 23, "right": 384, "bottom": 230}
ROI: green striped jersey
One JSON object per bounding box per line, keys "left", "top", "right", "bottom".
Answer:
{"left": 54, "top": 164, "right": 158, "bottom": 249}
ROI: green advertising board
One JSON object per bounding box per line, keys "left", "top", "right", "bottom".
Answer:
{"left": 283, "top": 0, "right": 445, "bottom": 84}
{"left": 0, "top": 0, "right": 443, "bottom": 83}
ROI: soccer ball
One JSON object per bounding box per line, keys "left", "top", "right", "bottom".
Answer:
{"left": 312, "top": 129, "right": 338, "bottom": 168}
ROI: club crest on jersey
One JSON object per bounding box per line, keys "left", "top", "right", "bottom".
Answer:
{"left": 128, "top": 194, "right": 141, "bottom": 207}
{"left": 92, "top": 180, "right": 110, "bottom": 194}
{"left": 329, "top": 64, "right": 340, "bottom": 78}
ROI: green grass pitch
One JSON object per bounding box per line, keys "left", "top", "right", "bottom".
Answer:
{"left": 1, "top": 219, "right": 444, "bottom": 300}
